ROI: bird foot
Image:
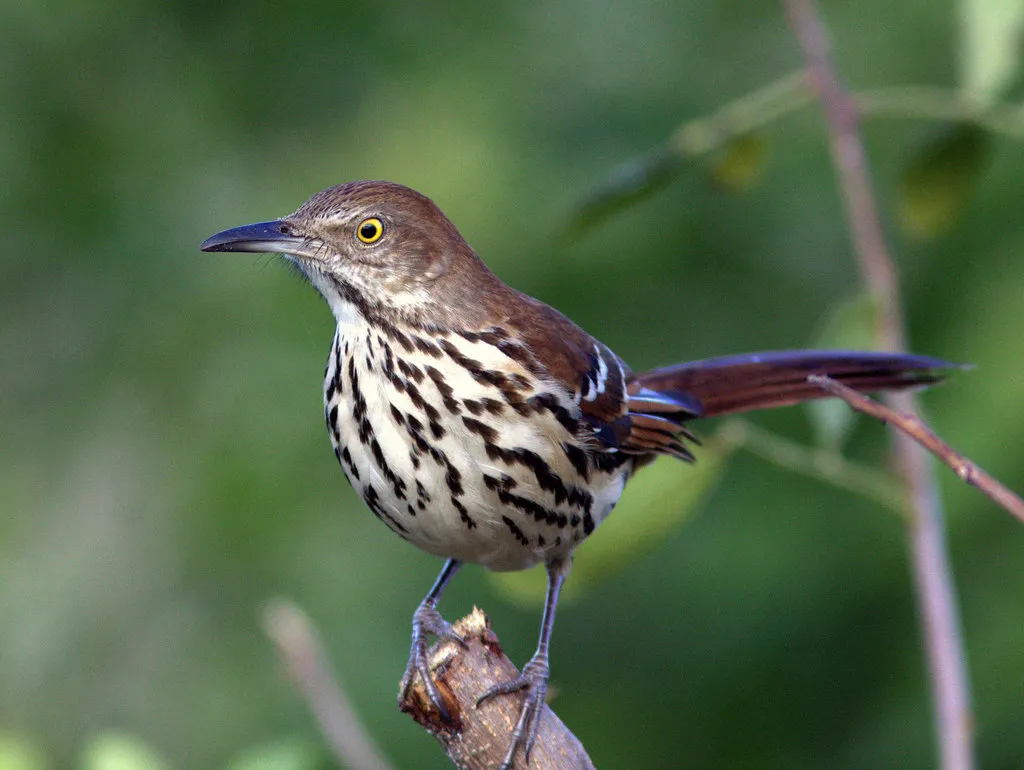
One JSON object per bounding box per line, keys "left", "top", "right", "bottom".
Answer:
{"left": 398, "top": 602, "right": 467, "bottom": 722}
{"left": 476, "top": 653, "right": 550, "bottom": 770}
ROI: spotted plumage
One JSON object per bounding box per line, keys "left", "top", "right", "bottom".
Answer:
{"left": 202, "top": 181, "right": 952, "bottom": 770}
{"left": 322, "top": 314, "right": 628, "bottom": 572}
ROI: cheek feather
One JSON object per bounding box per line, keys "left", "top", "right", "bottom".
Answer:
{"left": 387, "top": 285, "right": 435, "bottom": 311}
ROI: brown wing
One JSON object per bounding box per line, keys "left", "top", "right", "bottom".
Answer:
{"left": 496, "top": 286, "right": 953, "bottom": 466}
{"left": 505, "top": 292, "right": 700, "bottom": 461}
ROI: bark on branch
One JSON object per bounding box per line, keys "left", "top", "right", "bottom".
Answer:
{"left": 398, "top": 608, "right": 594, "bottom": 770}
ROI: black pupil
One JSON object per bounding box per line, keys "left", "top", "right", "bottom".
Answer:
{"left": 361, "top": 222, "right": 379, "bottom": 239}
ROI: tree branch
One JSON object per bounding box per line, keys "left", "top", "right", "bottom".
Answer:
{"left": 399, "top": 608, "right": 594, "bottom": 770}
{"left": 716, "top": 418, "right": 905, "bottom": 513}
{"left": 263, "top": 600, "right": 394, "bottom": 770}
{"left": 808, "top": 376, "right": 1024, "bottom": 524}
{"left": 856, "top": 86, "right": 1024, "bottom": 139}
{"left": 782, "top": 2, "right": 975, "bottom": 768}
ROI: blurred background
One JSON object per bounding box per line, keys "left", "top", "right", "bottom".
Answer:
{"left": 3, "top": 0, "right": 1023, "bottom": 767}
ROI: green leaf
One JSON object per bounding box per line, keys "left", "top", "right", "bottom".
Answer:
{"left": 807, "top": 294, "right": 880, "bottom": 449}
{"left": 960, "top": 0, "right": 1024, "bottom": 103}
{"left": 0, "top": 733, "right": 48, "bottom": 770}
{"left": 78, "top": 733, "right": 170, "bottom": 770}
{"left": 896, "top": 124, "right": 988, "bottom": 240}
{"left": 489, "top": 446, "right": 730, "bottom": 605}
{"left": 225, "top": 739, "right": 324, "bottom": 770}
{"left": 565, "top": 150, "right": 682, "bottom": 237}
{"left": 707, "top": 133, "right": 770, "bottom": 194}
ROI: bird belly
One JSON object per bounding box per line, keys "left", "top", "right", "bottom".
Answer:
{"left": 323, "top": 323, "right": 629, "bottom": 571}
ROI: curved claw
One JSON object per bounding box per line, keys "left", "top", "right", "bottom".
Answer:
{"left": 398, "top": 603, "right": 467, "bottom": 723}
{"left": 476, "top": 654, "right": 550, "bottom": 770}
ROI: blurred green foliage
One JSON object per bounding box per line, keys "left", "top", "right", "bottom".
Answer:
{"left": 2, "top": 1, "right": 1024, "bottom": 768}
{"left": 79, "top": 732, "right": 171, "bottom": 770}
{"left": 897, "top": 124, "right": 990, "bottom": 240}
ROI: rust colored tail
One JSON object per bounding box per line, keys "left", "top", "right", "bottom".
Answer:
{"left": 632, "top": 350, "right": 956, "bottom": 419}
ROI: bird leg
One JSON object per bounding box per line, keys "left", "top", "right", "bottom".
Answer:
{"left": 399, "top": 558, "right": 466, "bottom": 721}
{"left": 477, "top": 558, "right": 569, "bottom": 770}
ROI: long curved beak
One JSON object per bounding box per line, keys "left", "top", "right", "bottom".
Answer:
{"left": 200, "top": 220, "right": 306, "bottom": 254}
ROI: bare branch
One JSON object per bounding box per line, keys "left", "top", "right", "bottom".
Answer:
{"left": 809, "top": 376, "right": 1024, "bottom": 524}
{"left": 856, "top": 86, "right": 1024, "bottom": 139}
{"left": 784, "top": 0, "right": 901, "bottom": 320}
{"left": 263, "top": 599, "right": 394, "bottom": 770}
{"left": 399, "top": 608, "right": 594, "bottom": 770}
{"left": 671, "top": 70, "right": 811, "bottom": 156}
{"left": 783, "top": 2, "right": 976, "bottom": 768}
{"left": 716, "top": 418, "right": 905, "bottom": 512}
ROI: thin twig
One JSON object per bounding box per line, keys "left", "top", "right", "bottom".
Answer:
{"left": 263, "top": 599, "right": 393, "bottom": 770}
{"left": 784, "top": 1, "right": 901, "bottom": 326}
{"left": 808, "top": 376, "right": 1024, "bottom": 524}
{"left": 716, "top": 419, "right": 905, "bottom": 513}
{"left": 670, "top": 79, "right": 1024, "bottom": 161}
{"left": 671, "top": 70, "right": 813, "bottom": 156}
{"left": 782, "top": 2, "right": 975, "bottom": 769}
{"left": 856, "top": 86, "right": 1024, "bottom": 139}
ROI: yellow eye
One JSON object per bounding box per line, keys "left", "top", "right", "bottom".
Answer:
{"left": 356, "top": 217, "right": 384, "bottom": 244}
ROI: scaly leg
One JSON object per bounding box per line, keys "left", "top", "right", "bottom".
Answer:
{"left": 477, "top": 558, "right": 569, "bottom": 770}
{"left": 399, "top": 558, "right": 465, "bottom": 721}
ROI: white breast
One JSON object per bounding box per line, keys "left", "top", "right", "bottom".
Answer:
{"left": 322, "top": 311, "right": 630, "bottom": 572}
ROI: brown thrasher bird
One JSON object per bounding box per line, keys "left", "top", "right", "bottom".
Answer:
{"left": 202, "top": 181, "right": 950, "bottom": 769}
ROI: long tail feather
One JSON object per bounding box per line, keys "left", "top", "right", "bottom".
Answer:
{"left": 632, "top": 350, "right": 957, "bottom": 419}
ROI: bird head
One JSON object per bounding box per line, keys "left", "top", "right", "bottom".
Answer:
{"left": 201, "top": 181, "right": 491, "bottom": 325}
